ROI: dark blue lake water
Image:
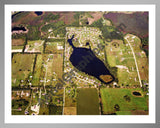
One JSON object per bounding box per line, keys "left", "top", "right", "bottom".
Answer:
{"left": 68, "top": 35, "right": 115, "bottom": 84}
{"left": 12, "top": 27, "right": 26, "bottom": 32}
{"left": 34, "top": 11, "right": 43, "bottom": 16}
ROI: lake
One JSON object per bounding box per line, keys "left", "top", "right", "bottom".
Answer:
{"left": 68, "top": 35, "right": 115, "bottom": 84}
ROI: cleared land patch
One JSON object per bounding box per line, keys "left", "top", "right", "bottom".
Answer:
{"left": 12, "top": 39, "right": 25, "bottom": 46}
{"left": 64, "top": 107, "right": 77, "bottom": 115}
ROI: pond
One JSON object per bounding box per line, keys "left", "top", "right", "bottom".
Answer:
{"left": 132, "top": 91, "right": 142, "bottom": 96}
{"left": 34, "top": 11, "right": 43, "bottom": 16}
{"left": 12, "top": 26, "right": 27, "bottom": 32}
{"left": 68, "top": 35, "right": 115, "bottom": 84}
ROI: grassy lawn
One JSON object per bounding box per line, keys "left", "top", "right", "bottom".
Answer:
{"left": 12, "top": 46, "right": 24, "bottom": 50}
{"left": 100, "top": 88, "right": 148, "bottom": 115}
{"left": 77, "top": 88, "right": 99, "bottom": 115}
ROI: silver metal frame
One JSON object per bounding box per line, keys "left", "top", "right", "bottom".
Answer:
{"left": 0, "top": 0, "right": 159, "bottom": 127}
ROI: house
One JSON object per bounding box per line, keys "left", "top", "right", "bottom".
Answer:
{"left": 31, "top": 103, "right": 40, "bottom": 114}
{"left": 57, "top": 45, "right": 63, "bottom": 50}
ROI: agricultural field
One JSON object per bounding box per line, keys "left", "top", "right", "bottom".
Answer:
{"left": 100, "top": 88, "right": 148, "bottom": 115}
{"left": 76, "top": 88, "right": 100, "bottom": 115}
{"left": 12, "top": 39, "right": 25, "bottom": 46}
{"left": 32, "top": 55, "right": 42, "bottom": 86}
{"left": 12, "top": 39, "right": 25, "bottom": 52}
{"left": 12, "top": 54, "right": 35, "bottom": 87}
{"left": 64, "top": 107, "right": 77, "bottom": 115}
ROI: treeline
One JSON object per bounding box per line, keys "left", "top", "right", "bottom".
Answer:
{"left": 43, "top": 13, "right": 60, "bottom": 22}
{"left": 141, "top": 37, "right": 149, "bottom": 57}
{"left": 90, "top": 18, "right": 123, "bottom": 40}
{"left": 41, "top": 21, "right": 66, "bottom": 37}
{"left": 27, "top": 25, "right": 41, "bottom": 40}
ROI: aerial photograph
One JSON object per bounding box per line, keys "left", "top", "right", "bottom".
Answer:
{"left": 11, "top": 11, "right": 149, "bottom": 115}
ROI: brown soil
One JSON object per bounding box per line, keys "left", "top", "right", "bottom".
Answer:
{"left": 64, "top": 107, "right": 77, "bottom": 115}
{"left": 131, "top": 110, "right": 148, "bottom": 115}
{"left": 12, "top": 39, "right": 25, "bottom": 46}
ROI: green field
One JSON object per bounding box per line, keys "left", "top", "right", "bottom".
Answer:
{"left": 32, "top": 55, "right": 42, "bottom": 86}
{"left": 100, "top": 88, "right": 148, "bottom": 115}
{"left": 77, "top": 88, "right": 100, "bottom": 115}
{"left": 12, "top": 54, "right": 35, "bottom": 87}
{"left": 12, "top": 46, "right": 24, "bottom": 50}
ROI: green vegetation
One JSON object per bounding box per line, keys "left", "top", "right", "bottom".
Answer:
{"left": 39, "top": 104, "right": 49, "bottom": 115}
{"left": 90, "top": 18, "right": 123, "bottom": 40}
{"left": 49, "top": 105, "right": 63, "bottom": 115}
{"left": 12, "top": 46, "right": 24, "bottom": 50}
{"left": 32, "top": 55, "right": 42, "bottom": 86}
{"left": 100, "top": 88, "right": 148, "bottom": 115}
{"left": 65, "top": 87, "right": 77, "bottom": 107}
{"left": 27, "top": 25, "right": 41, "bottom": 40}
{"left": 12, "top": 99, "right": 29, "bottom": 115}
{"left": 12, "top": 33, "right": 26, "bottom": 40}
{"left": 43, "top": 13, "right": 60, "bottom": 22}
{"left": 77, "top": 88, "right": 99, "bottom": 115}
{"left": 41, "top": 21, "right": 66, "bottom": 37}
